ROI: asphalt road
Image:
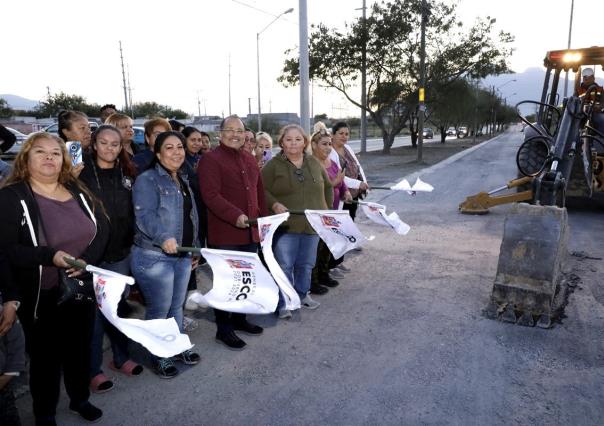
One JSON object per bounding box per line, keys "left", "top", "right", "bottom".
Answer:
{"left": 17, "top": 127, "right": 604, "bottom": 425}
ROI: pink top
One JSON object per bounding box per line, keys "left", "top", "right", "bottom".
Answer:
{"left": 326, "top": 160, "right": 348, "bottom": 209}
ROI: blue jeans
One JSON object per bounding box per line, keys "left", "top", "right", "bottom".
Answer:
{"left": 90, "top": 256, "right": 132, "bottom": 377}
{"left": 131, "top": 246, "right": 191, "bottom": 333}
{"left": 273, "top": 232, "right": 320, "bottom": 307}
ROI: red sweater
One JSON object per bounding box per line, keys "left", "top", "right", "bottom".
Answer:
{"left": 198, "top": 144, "right": 269, "bottom": 246}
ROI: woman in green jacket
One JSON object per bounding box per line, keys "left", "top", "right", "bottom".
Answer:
{"left": 261, "top": 124, "right": 333, "bottom": 319}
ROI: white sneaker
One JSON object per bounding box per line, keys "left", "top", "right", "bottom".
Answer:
{"left": 279, "top": 308, "right": 292, "bottom": 319}
{"left": 302, "top": 295, "right": 320, "bottom": 310}
{"left": 185, "top": 291, "right": 207, "bottom": 310}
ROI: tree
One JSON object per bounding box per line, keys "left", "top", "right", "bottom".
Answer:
{"left": 0, "top": 98, "right": 13, "bottom": 118}
{"left": 280, "top": 0, "right": 513, "bottom": 153}
{"left": 131, "top": 102, "right": 188, "bottom": 119}
{"left": 35, "top": 92, "right": 100, "bottom": 117}
{"left": 428, "top": 79, "right": 475, "bottom": 143}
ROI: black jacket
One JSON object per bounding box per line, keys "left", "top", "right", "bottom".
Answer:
{"left": 79, "top": 158, "right": 135, "bottom": 262}
{"left": 0, "top": 181, "right": 109, "bottom": 324}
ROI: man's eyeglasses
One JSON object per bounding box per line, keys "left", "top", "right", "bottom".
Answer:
{"left": 221, "top": 128, "right": 245, "bottom": 134}
{"left": 294, "top": 169, "right": 304, "bottom": 182}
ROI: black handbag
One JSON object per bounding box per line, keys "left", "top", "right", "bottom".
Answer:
{"left": 57, "top": 269, "right": 96, "bottom": 305}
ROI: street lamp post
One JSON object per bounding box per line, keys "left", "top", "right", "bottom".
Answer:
{"left": 256, "top": 7, "right": 294, "bottom": 132}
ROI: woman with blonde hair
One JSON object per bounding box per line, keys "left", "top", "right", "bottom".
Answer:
{"left": 309, "top": 122, "right": 351, "bottom": 294}
{"left": 256, "top": 131, "right": 273, "bottom": 167}
{"left": 105, "top": 113, "right": 141, "bottom": 157}
{"left": 261, "top": 124, "right": 333, "bottom": 318}
{"left": 0, "top": 132, "right": 109, "bottom": 424}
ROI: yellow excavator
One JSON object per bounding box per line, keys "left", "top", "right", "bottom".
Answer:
{"left": 460, "top": 47, "right": 604, "bottom": 328}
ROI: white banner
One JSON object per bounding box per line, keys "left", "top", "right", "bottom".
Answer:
{"left": 305, "top": 210, "right": 367, "bottom": 258}
{"left": 91, "top": 266, "right": 193, "bottom": 359}
{"left": 257, "top": 213, "right": 301, "bottom": 310}
{"left": 196, "top": 248, "right": 279, "bottom": 314}
{"left": 360, "top": 202, "right": 411, "bottom": 235}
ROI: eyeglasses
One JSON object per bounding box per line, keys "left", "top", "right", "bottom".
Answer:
{"left": 294, "top": 169, "right": 304, "bottom": 182}
{"left": 221, "top": 128, "right": 245, "bottom": 134}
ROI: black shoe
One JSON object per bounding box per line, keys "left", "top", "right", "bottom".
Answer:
{"left": 174, "top": 349, "right": 201, "bottom": 365}
{"left": 320, "top": 276, "right": 340, "bottom": 288}
{"left": 35, "top": 416, "right": 57, "bottom": 426}
{"left": 153, "top": 357, "right": 179, "bottom": 379}
{"left": 216, "top": 331, "right": 246, "bottom": 350}
{"left": 310, "top": 284, "right": 329, "bottom": 294}
{"left": 233, "top": 321, "right": 264, "bottom": 335}
{"left": 69, "top": 401, "right": 103, "bottom": 423}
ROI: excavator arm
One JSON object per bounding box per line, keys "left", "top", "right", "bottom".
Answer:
{"left": 459, "top": 176, "right": 534, "bottom": 214}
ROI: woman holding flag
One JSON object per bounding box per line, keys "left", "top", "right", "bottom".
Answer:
{"left": 130, "top": 131, "right": 201, "bottom": 379}
{"left": 0, "top": 132, "right": 109, "bottom": 424}
{"left": 261, "top": 124, "right": 333, "bottom": 319}
{"left": 310, "top": 123, "right": 352, "bottom": 295}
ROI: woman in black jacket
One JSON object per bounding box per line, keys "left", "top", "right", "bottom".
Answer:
{"left": 79, "top": 125, "right": 143, "bottom": 394}
{"left": 0, "top": 132, "right": 109, "bottom": 425}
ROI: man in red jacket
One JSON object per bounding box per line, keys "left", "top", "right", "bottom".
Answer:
{"left": 198, "top": 116, "right": 269, "bottom": 350}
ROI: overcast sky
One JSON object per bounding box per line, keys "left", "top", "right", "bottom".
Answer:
{"left": 2, "top": 0, "right": 601, "bottom": 118}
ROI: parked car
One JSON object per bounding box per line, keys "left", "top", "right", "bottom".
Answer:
{"left": 457, "top": 126, "right": 468, "bottom": 138}
{"left": 133, "top": 126, "right": 146, "bottom": 146}
{"left": 44, "top": 121, "right": 99, "bottom": 137}
{"left": 422, "top": 127, "right": 434, "bottom": 139}
{"left": 446, "top": 127, "right": 456, "bottom": 136}
{"left": 1, "top": 127, "right": 28, "bottom": 157}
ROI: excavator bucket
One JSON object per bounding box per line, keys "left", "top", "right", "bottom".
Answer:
{"left": 482, "top": 203, "right": 569, "bottom": 328}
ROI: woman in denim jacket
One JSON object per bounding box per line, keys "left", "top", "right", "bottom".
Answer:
{"left": 130, "top": 131, "right": 201, "bottom": 379}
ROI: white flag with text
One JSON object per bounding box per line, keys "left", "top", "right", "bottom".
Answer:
{"left": 257, "top": 213, "right": 301, "bottom": 310}
{"left": 305, "top": 210, "right": 367, "bottom": 258}
{"left": 360, "top": 202, "right": 411, "bottom": 235}
{"left": 92, "top": 266, "right": 193, "bottom": 358}
{"left": 199, "top": 248, "right": 279, "bottom": 314}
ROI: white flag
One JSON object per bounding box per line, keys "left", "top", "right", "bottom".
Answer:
{"left": 390, "top": 177, "right": 434, "bottom": 194}
{"left": 257, "top": 213, "right": 301, "bottom": 310}
{"left": 305, "top": 210, "right": 367, "bottom": 258}
{"left": 360, "top": 202, "right": 411, "bottom": 235}
{"left": 199, "top": 248, "right": 279, "bottom": 314}
{"left": 91, "top": 266, "right": 193, "bottom": 359}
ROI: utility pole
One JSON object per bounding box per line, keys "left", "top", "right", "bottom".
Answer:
{"left": 248, "top": 97, "right": 252, "bottom": 115}
{"left": 416, "top": 0, "right": 427, "bottom": 162}
{"left": 563, "top": 0, "right": 575, "bottom": 98}
{"left": 119, "top": 41, "right": 129, "bottom": 113}
{"left": 228, "top": 54, "right": 232, "bottom": 116}
{"left": 472, "top": 79, "right": 478, "bottom": 144}
{"left": 299, "top": 0, "right": 310, "bottom": 134}
{"left": 360, "top": 0, "right": 368, "bottom": 153}
{"left": 197, "top": 92, "right": 202, "bottom": 117}
{"left": 46, "top": 86, "right": 51, "bottom": 100}
{"left": 127, "top": 64, "right": 133, "bottom": 116}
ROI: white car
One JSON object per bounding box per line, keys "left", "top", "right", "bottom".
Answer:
{"left": 2, "top": 127, "right": 28, "bottom": 157}
{"left": 44, "top": 121, "right": 99, "bottom": 136}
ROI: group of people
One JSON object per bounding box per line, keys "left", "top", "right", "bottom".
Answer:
{"left": 0, "top": 109, "right": 368, "bottom": 425}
